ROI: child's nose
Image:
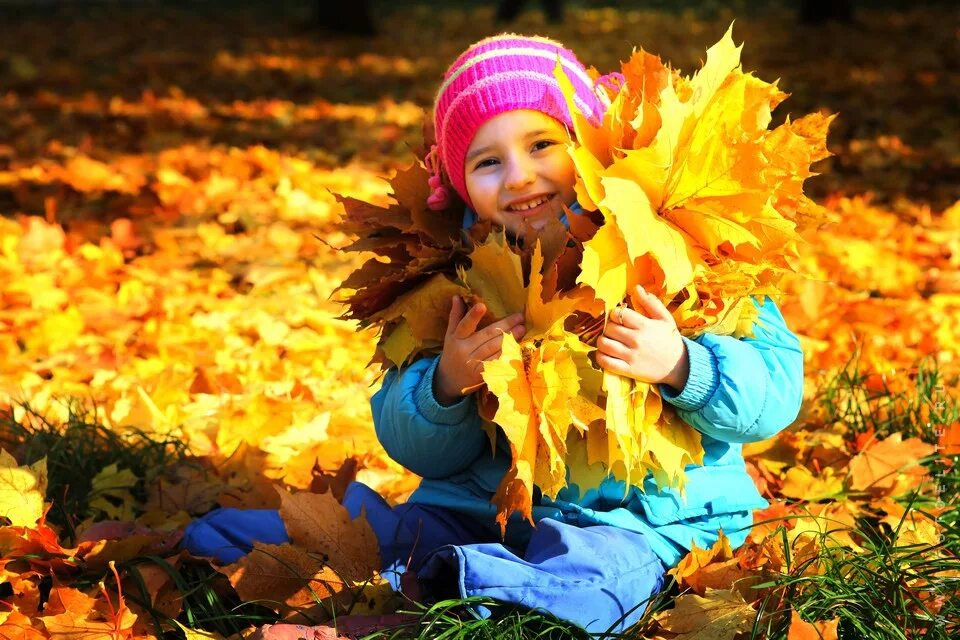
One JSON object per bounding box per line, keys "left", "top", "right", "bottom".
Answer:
{"left": 503, "top": 157, "right": 536, "bottom": 190}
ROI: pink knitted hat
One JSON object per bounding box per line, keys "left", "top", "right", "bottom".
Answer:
{"left": 427, "top": 34, "right": 608, "bottom": 211}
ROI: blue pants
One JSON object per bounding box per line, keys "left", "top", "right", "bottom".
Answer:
{"left": 182, "top": 481, "right": 667, "bottom": 634}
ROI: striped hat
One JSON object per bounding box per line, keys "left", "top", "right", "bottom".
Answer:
{"left": 426, "top": 34, "right": 607, "bottom": 211}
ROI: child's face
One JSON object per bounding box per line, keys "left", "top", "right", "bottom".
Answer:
{"left": 463, "top": 110, "right": 578, "bottom": 236}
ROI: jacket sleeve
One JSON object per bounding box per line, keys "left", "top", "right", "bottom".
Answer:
{"left": 656, "top": 295, "right": 804, "bottom": 444}
{"left": 370, "top": 354, "right": 488, "bottom": 478}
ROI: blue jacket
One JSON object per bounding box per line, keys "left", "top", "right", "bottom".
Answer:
{"left": 370, "top": 204, "right": 804, "bottom": 568}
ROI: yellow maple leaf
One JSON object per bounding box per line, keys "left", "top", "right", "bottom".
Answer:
{"left": 457, "top": 229, "right": 526, "bottom": 320}
{"left": 577, "top": 221, "right": 635, "bottom": 315}
{"left": 482, "top": 326, "right": 595, "bottom": 533}
{"left": 551, "top": 51, "right": 611, "bottom": 164}
{"left": 780, "top": 465, "right": 844, "bottom": 502}
{"left": 599, "top": 373, "right": 703, "bottom": 497}
{"left": 0, "top": 449, "right": 47, "bottom": 528}
{"left": 873, "top": 497, "right": 943, "bottom": 548}
{"left": 599, "top": 176, "right": 696, "bottom": 296}
{"left": 525, "top": 240, "right": 591, "bottom": 339}
{"left": 461, "top": 230, "right": 706, "bottom": 520}
{"left": 86, "top": 464, "right": 138, "bottom": 521}
{"left": 645, "top": 405, "right": 705, "bottom": 491}
{"left": 788, "top": 502, "right": 866, "bottom": 553}
{"left": 378, "top": 319, "right": 419, "bottom": 369}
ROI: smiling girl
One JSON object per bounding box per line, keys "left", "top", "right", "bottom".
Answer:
{"left": 461, "top": 109, "right": 578, "bottom": 235}
{"left": 184, "top": 33, "right": 805, "bottom": 635}
{"left": 347, "top": 34, "right": 802, "bottom": 632}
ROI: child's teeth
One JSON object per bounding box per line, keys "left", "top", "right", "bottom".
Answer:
{"left": 512, "top": 195, "right": 548, "bottom": 211}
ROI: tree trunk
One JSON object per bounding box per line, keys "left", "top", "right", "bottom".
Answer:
{"left": 316, "top": 0, "right": 376, "bottom": 36}
{"left": 799, "top": 0, "right": 854, "bottom": 24}
{"left": 496, "top": 0, "right": 564, "bottom": 24}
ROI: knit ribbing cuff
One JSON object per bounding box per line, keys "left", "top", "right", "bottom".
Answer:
{"left": 414, "top": 356, "right": 475, "bottom": 425}
{"left": 658, "top": 336, "right": 719, "bottom": 412}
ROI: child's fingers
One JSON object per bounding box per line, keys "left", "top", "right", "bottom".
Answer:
{"left": 470, "top": 323, "right": 525, "bottom": 362}
{"left": 470, "top": 312, "right": 524, "bottom": 345}
{"left": 445, "top": 296, "right": 466, "bottom": 337}
{"left": 471, "top": 333, "right": 507, "bottom": 362}
{"left": 595, "top": 351, "right": 632, "bottom": 378}
{"left": 609, "top": 304, "right": 644, "bottom": 329}
{"left": 452, "top": 300, "right": 488, "bottom": 340}
{"left": 601, "top": 322, "right": 637, "bottom": 348}
{"left": 597, "top": 335, "right": 632, "bottom": 361}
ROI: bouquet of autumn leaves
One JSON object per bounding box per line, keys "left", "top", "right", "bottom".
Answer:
{"left": 333, "top": 26, "right": 833, "bottom": 534}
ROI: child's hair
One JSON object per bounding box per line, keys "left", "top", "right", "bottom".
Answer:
{"left": 426, "top": 33, "right": 607, "bottom": 212}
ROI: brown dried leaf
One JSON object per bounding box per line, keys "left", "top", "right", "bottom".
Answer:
{"left": 277, "top": 489, "right": 380, "bottom": 584}
{"left": 848, "top": 433, "right": 935, "bottom": 496}
{"left": 218, "top": 542, "right": 347, "bottom": 613}
{"left": 655, "top": 587, "right": 757, "bottom": 638}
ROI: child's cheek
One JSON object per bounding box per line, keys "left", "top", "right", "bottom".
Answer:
{"left": 470, "top": 174, "right": 504, "bottom": 222}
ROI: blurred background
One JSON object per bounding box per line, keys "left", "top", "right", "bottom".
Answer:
{"left": 2, "top": 0, "right": 958, "bottom": 208}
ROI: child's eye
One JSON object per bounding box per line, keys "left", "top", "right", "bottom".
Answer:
{"left": 472, "top": 142, "right": 556, "bottom": 171}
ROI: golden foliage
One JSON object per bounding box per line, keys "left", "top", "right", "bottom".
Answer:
{"left": 0, "top": 450, "right": 47, "bottom": 529}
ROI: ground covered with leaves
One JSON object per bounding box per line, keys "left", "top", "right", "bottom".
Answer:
{"left": 0, "top": 2, "right": 958, "bottom": 639}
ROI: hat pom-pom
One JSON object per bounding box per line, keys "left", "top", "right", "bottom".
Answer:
{"left": 426, "top": 180, "right": 451, "bottom": 211}
{"left": 424, "top": 143, "right": 451, "bottom": 210}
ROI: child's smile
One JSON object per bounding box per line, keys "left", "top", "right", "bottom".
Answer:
{"left": 503, "top": 192, "right": 562, "bottom": 229}
{"left": 463, "top": 110, "right": 578, "bottom": 235}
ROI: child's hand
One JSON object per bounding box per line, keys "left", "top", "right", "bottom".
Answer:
{"left": 596, "top": 285, "right": 690, "bottom": 391}
{"left": 434, "top": 297, "right": 526, "bottom": 406}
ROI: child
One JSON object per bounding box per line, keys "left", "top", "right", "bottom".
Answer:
{"left": 184, "top": 34, "right": 805, "bottom": 634}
